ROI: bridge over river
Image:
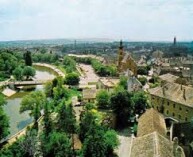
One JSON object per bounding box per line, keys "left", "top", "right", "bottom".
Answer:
{"left": 6, "top": 80, "right": 52, "bottom": 86}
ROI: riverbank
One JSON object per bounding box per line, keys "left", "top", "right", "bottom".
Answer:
{"left": 33, "top": 63, "right": 65, "bottom": 78}
{"left": 1, "top": 66, "right": 59, "bottom": 142}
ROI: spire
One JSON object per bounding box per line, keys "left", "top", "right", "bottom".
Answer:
{"left": 119, "top": 40, "right": 123, "bottom": 49}
{"left": 174, "top": 36, "right": 176, "bottom": 45}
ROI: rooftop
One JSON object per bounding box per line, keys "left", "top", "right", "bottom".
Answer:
{"left": 159, "top": 73, "right": 179, "bottom": 83}
{"left": 137, "top": 108, "right": 167, "bottom": 137}
{"left": 99, "top": 77, "right": 119, "bottom": 88}
{"left": 82, "top": 88, "right": 97, "bottom": 99}
{"left": 148, "top": 82, "right": 193, "bottom": 107}
{"left": 130, "top": 131, "right": 174, "bottom": 157}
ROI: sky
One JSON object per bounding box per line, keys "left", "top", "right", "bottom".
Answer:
{"left": 0, "top": 0, "right": 192, "bottom": 41}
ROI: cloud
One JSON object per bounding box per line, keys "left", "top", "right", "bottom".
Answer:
{"left": 0, "top": 0, "right": 192, "bottom": 41}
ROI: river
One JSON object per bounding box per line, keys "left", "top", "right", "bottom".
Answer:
{"left": 3, "top": 66, "right": 57, "bottom": 138}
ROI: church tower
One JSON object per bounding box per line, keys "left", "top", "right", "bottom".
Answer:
{"left": 118, "top": 40, "right": 124, "bottom": 71}
{"left": 174, "top": 36, "right": 176, "bottom": 45}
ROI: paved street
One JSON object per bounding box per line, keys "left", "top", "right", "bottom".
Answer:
{"left": 115, "top": 128, "right": 134, "bottom": 157}
{"left": 78, "top": 63, "right": 99, "bottom": 85}
{"left": 115, "top": 135, "right": 133, "bottom": 157}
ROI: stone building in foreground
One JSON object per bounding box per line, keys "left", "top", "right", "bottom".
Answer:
{"left": 130, "top": 109, "right": 185, "bottom": 157}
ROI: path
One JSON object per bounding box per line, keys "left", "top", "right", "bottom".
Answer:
{"left": 78, "top": 63, "right": 99, "bottom": 85}
{"left": 115, "top": 128, "right": 134, "bottom": 157}
{"left": 115, "top": 135, "right": 133, "bottom": 157}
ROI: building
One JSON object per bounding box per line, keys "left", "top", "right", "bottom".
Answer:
{"left": 159, "top": 73, "right": 179, "bottom": 83}
{"left": 117, "top": 40, "right": 138, "bottom": 76}
{"left": 137, "top": 108, "right": 167, "bottom": 137}
{"left": 174, "top": 36, "right": 177, "bottom": 45}
{"left": 127, "top": 76, "right": 142, "bottom": 92}
{"left": 148, "top": 82, "right": 193, "bottom": 122}
{"left": 97, "top": 77, "right": 119, "bottom": 92}
{"left": 82, "top": 88, "right": 97, "bottom": 103}
{"left": 130, "top": 109, "right": 185, "bottom": 157}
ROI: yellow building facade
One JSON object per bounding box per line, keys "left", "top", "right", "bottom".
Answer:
{"left": 148, "top": 82, "right": 193, "bottom": 122}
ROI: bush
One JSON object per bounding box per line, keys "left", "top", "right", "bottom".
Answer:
{"left": 65, "top": 73, "right": 80, "bottom": 85}
{"left": 138, "top": 77, "right": 147, "bottom": 86}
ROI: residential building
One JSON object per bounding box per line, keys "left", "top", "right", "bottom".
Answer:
{"left": 97, "top": 77, "right": 119, "bottom": 92}
{"left": 159, "top": 73, "right": 179, "bottom": 83}
{"left": 148, "top": 82, "right": 193, "bottom": 122}
{"left": 127, "top": 76, "right": 142, "bottom": 92}
{"left": 82, "top": 88, "right": 97, "bottom": 103}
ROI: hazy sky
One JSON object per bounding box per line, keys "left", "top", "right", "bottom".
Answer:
{"left": 0, "top": 0, "right": 192, "bottom": 41}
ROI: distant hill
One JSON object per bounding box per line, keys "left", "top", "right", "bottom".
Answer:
{"left": 0, "top": 38, "right": 113, "bottom": 48}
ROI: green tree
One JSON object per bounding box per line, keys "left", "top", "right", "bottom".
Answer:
{"left": 44, "top": 81, "right": 53, "bottom": 97}
{"left": 132, "top": 91, "right": 148, "bottom": 115}
{"left": 65, "top": 72, "right": 80, "bottom": 85}
{"left": 110, "top": 89, "right": 133, "bottom": 128}
{"left": 0, "top": 137, "right": 27, "bottom": 157}
{"left": 13, "top": 66, "right": 23, "bottom": 80}
{"left": 0, "top": 51, "right": 18, "bottom": 77}
{"left": 138, "top": 77, "right": 147, "bottom": 86}
{"left": 82, "top": 126, "right": 107, "bottom": 157}
{"left": 19, "top": 129, "right": 38, "bottom": 156}
{"left": 0, "top": 108, "right": 10, "bottom": 140}
{"left": 96, "top": 90, "right": 110, "bottom": 109}
{"left": 43, "top": 102, "right": 53, "bottom": 136}
{"left": 119, "top": 76, "right": 128, "bottom": 90}
{"left": 0, "top": 94, "right": 6, "bottom": 107}
{"left": 41, "top": 131, "right": 72, "bottom": 157}
{"left": 79, "top": 110, "right": 96, "bottom": 141}
{"left": 63, "top": 56, "right": 76, "bottom": 73}
{"left": 22, "top": 66, "right": 36, "bottom": 80}
{"left": 24, "top": 51, "right": 32, "bottom": 66}
{"left": 137, "top": 67, "right": 148, "bottom": 75}
{"left": 53, "top": 85, "right": 70, "bottom": 101}
{"left": 0, "top": 94, "right": 9, "bottom": 140}
{"left": 104, "top": 130, "right": 119, "bottom": 155}
{"left": 57, "top": 100, "right": 77, "bottom": 134}
{"left": 20, "top": 91, "right": 46, "bottom": 121}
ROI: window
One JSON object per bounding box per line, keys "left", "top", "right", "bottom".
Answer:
{"left": 185, "top": 117, "right": 188, "bottom": 121}
{"left": 186, "top": 109, "right": 189, "bottom": 113}
{"left": 167, "top": 102, "right": 169, "bottom": 106}
{"left": 166, "top": 110, "right": 169, "bottom": 114}
{"left": 172, "top": 113, "right": 175, "bottom": 117}
{"left": 173, "top": 104, "right": 176, "bottom": 108}
{"left": 179, "top": 115, "right": 181, "bottom": 119}
{"left": 179, "top": 107, "right": 182, "bottom": 110}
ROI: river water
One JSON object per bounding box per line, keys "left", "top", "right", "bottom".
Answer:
{"left": 3, "top": 66, "right": 57, "bottom": 138}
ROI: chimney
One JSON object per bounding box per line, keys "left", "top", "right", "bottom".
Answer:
{"left": 162, "top": 87, "right": 165, "bottom": 96}
{"left": 183, "top": 88, "right": 186, "bottom": 100}
{"left": 173, "top": 137, "right": 178, "bottom": 156}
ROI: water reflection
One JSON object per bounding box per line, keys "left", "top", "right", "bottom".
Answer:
{"left": 3, "top": 67, "right": 56, "bottom": 138}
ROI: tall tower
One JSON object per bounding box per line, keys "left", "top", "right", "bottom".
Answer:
{"left": 174, "top": 36, "right": 176, "bottom": 45}
{"left": 118, "top": 40, "right": 124, "bottom": 71}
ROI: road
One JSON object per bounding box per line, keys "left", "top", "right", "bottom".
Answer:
{"left": 115, "top": 135, "right": 133, "bottom": 157}
{"left": 78, "top": 63, "right": 99, "bottom": 85}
